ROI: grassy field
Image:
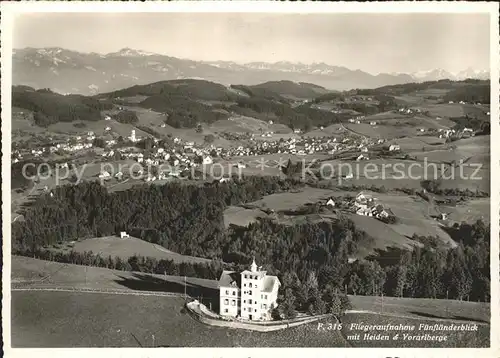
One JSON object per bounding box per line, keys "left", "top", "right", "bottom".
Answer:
{"left": 11, "top": 257, "right": 490, "bottom": 347}
{"left": 349, "top": 295, "right": 489, "bottom": 322}
{"left": 244, "top": 187, "right": 336, "bottom": 212}
{"left": 346, "top": 213, "right": 421, "bottom": 258}
{"left": 385, "top": 136, "right": 447, "bottom": 152}
{"left": 344, "top": 123, "right": 419, "bottom": 139}
{"left": 374, "top": 193, "right": 455, "bottom": 246}
{"left": 415, "top": 103, "right": 466, "bottom": 118}
{"left": 51, "top": 236, "right": 211, "bottom": 265}
{"left": 11, "top": 290, "right": 351, "bottom": 347}
{"left": 12, "top": 256, "right": 218, "bottom": 291}
{"left": 223, "top": 206, "right": 269, "bottom": 228}
{"left": 445, "top": 198, "right": 490, "bottom": 223}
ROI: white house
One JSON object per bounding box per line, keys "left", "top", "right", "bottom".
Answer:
{"left": 218, "top": 259, "right": 280, "bottom": 321}
{"left": 203, "top": 156, "right": 213, "bottom": 165}
{"left": 120, "top": 231, "right": 129, "bottom": 239}
{"left": 355, "top": 192, "right": 374, "bottom": 210}
{"left": 326, "top": 198, "right": 336, "bottom": 207}
{"left": 98, "top": 170, "right": 111, "bottom": 179}
{"left": 389, "top": 144, "right": 400, "bottom": 152}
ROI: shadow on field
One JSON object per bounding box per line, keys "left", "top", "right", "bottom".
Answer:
{"left": 409, "top": 310, "right": 489, "bottom": 324}
{"left": 113, "top": 273, "right": 219, "bottom": 310}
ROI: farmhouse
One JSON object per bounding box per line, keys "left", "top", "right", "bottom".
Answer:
{"left": 203, "top": 156, "right": 213, "bottom": 165}
{"left": 218, "top": 259, "right": 280, "bottom": 321}
{"left": 98, "top": 170, "right": 111, "bottom": 179}
{"left": 120, "top": 231, "right": 129, "bottom": 239}
{"left": 389, "top": 144, "right": 400, "bottom": 152}
{"left": 325, "top": 198, "right": 336, "bottom": 207}
{"left": 355, "top": 192, "right": 374, "bottom": 210}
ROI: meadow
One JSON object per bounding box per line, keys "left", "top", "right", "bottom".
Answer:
{"left": 11, "top": 256, "right": 490, "bottom": 348}
{"left": 50, "top": 236, "right": 212, "bottom": 265}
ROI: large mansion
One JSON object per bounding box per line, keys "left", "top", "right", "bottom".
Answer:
{"left": 218, "top": 259, "right": 280, "bottom": 321}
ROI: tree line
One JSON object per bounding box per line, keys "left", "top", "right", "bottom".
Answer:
{"left": 12, "top": 86, "right": 113, "bottom": 126}
{"left": 12, "top": 177, "right": 490, "bottom": 306}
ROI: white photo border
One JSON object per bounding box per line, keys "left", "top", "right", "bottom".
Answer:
{"left": 1, "top": 1, "right": 499, "bottom": 357}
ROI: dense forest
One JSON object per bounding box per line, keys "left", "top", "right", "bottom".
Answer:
{"left": 12, "top": 177, "right": 305, "bottom": 257}
{"left": 112, "top": 110, "right": 139, "bottom": 124}
{"left": 443, "top": 83, "right": 490, "bottom": 104}
{"left": 231, "top": 81, "right": 330, "bottom": 100}
{"left": 105, "top": 79, "right": 237, "bottom": 102}
{"left": 13, "top": 176, "right": 490, "bottom": 305}
{"left": 12, "top": 86, "right": 113, "bottom": 126}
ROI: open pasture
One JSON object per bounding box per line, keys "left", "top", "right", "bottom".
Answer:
{"left": 56, "top": 236, "right": 211, "bottom": 265}
{"left": 223, "top": 206, "right": 269, "bottom": 228}
{"left": 244, "top": 187, "right": 337, "bottom": 212}
{"left": 12, "top": 256, "right": 217, "bottom": 291}
{"left": 11, "top": 257, "right": 489, "bottom": 348}
{"left": 318, "top": 158, "right": 445, "bottom": 183}
{"left": 344, "top": 123, "right": 420, "bottom": 139}
{"left": 385, "top": 136, "right": 447, "bottom": 152}
{"left": 346, "top": 213, "right": 421, "bottom": 258}
{"left": 415, "top": 103, "right": 466, "bottom": 118}
{"left": 304, "top": 123, "right": 346, "bottom": 138}
{"left": 374, "top": 193, "right": 456, "bottom": 247}
{"left": 444, "top": 198, "right": 490, "bottom": 223}
{"left": 349, "top": 295, "right": 489, "bottom": 323}
{"left": 413, "top": 88, "right": 452, "bottom": 98}
{"left": 11, "top": 290, "right": 351, "bottom": 347}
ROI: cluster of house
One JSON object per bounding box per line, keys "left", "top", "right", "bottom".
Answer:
{"left": 398, "top": 107, "right": 422, "bottom": 115}
{"left": 320, "top": 192, "right": 394, "bottom": 220}
{"left": 12, "top": 134, "right": 97, "bottom": 162}
{"left": 348, "top": 115, "right": 366, "bottom": 124}
{"left": 352, "top": 192, "right": 393, "bottom": 218}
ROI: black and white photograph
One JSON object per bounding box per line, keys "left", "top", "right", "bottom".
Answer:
{"left": 1, "top": 1, "right": 499, "bottom": 355}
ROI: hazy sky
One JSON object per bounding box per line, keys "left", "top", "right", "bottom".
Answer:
{"left": 13, "top": 12, "right": 490, "bottom": 74}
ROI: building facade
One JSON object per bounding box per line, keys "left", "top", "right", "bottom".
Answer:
{"left": 218, "top": 259, "right": 280, "bottom": 321}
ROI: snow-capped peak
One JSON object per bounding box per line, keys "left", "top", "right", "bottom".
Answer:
{"left": 108, "top": 48, "right": 155, "bottom": 57}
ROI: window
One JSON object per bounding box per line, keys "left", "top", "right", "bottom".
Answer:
{"left": 249, "top": 283, "right": 252, "bottom": 288}
{"left": 254, "top": 309, "right": 257, "bottom": 312}
{"left": 249, "top": 299, "right": 253, "bottom": 304}
{"left": 264, "top": 295, "right": 268, "bottom": 299}
{"left": 263, "top": 304, "right": 267, "bottom": 309}
{"left": 232, "top": 291, "right": 236, "bottom": 295}
{"left": 248, "top": 290, "right": 252, "bottom": 295}
{"left": 243, "top": 308, "right": 246, "bottom": 311}
{"left": 224, "top": 309, "right": 228, "bottom": 313}
{"left": 224, "top": 299, "right": 229, "bottom": 305}
{"left": 244, "top": 275, "right": 248, "bottom": 279}
{"left": 225, "top": 290, "right": 229, "bottom": 295}
{"left": 243, "top": 300, "right": 246, "bottom": 303}
{"left": 231, "top": 300, "right": 236, "bottom": 306}
{"left": 243, "top": 283, "right": 246, "bottom": 287}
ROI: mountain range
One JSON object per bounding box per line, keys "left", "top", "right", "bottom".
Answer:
{"left": 12, "top": 47, "right": 490, "bottom": 96}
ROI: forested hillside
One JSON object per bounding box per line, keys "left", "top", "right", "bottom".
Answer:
{"left": 13, "top": 178, "right": 490, "bottom": 305}
{"left": 12, "top": 86, "right": 113, "bottom": 126}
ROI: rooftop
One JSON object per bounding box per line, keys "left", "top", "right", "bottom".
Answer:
{"left": 218, "top": 270, "right": 241, "bottom": 288}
